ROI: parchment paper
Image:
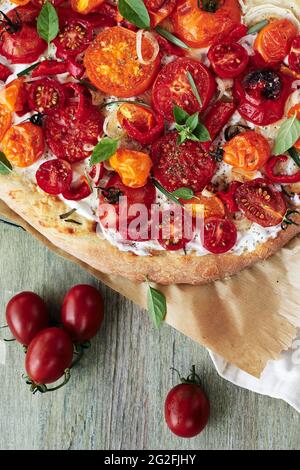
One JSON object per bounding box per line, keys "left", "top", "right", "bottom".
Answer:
{"left": 1, "top": 200, "right": 300, "bottom": 377}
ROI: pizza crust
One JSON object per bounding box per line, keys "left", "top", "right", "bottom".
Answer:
{"left": 1, "top": 173, "right": 299, "bottom": 285}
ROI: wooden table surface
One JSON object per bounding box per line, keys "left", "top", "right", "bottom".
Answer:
{"left": 0, "top": 222, "right": 299, "bottom": 450}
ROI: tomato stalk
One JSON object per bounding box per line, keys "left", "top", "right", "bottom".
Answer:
{"left": 23, "top": 368, "right": 71, "bottom": 394}
{"left": 171, "top": 365, "right": 202, "bottom": 385}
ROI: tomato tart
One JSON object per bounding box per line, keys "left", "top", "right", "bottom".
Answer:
{"left": 0, "top": 0, "right": 300, "bottom": 285}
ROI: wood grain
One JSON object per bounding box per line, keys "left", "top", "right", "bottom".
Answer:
{"left": 0, "top": 223, "right": 299, "bottom": 450}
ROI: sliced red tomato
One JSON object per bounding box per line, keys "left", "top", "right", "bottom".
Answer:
{"left": 151, "top": 131, "right": 216, "bottom": 192}
{"left": 54, "top": 18, "right": 92, "bottom": 59}
{"left": 36, "top": 159, "right": 73, "bottom": 195}
{"left": 158, "top": 209, "right": 191, "bottom": 251}
{"left": 203, "top": 100, "right": 236, "bottom": 144}
{"left": 152, "top": 57, "right": 216, "bottom": 121}
{"left": 145, "top": 0, "right": 177, "bottom": 27}
{"left": 32, "top": 60, "right": 68, "bottom": 78}
{"left": 0, "top": 24, "right": 46, "bottom": 64}
{"left": 28, "top": 79, "right": 66, "bottom": 115}
{"left": 0, "top": 64, "right": 12, "bottom": 82}
{"left": 5, "top": 4, "right": 40, "bottom": 24}
{"left": 217, "top": 181, "right": 241, "bottom": 214}
{"left": 45, "top": 103, "right": 103, "bottom": 163}
{"left": 62, "top": 177, "right": 92, "bottom": 201}
{"left": 288, "top": 36, "right": 300, "bottom": 74}
{"left": 117, "top": 103, "right": 164, "bottom": 145}
{"left": 213, "top": 23, "right": 247, "bottom": 45}
{"left": 233, "top": 67, "right": 293, "bottom": 126}
{"left": 84, "top": 26, "right": 160, "bottom": 98}
{"left": 201, "top": 217, "right": 237, "bottom": 254}
{"left": 208, "top": 42, "right": 249, "bottom": 79}
{"left": 235, "top": 178, "right": 286, "bottom": 227}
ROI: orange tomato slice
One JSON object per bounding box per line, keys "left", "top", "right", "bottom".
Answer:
{"left": 0, "top": 104, "right": 12, "bottom": 142}
{"left": 183, "top": 193, "right": 225, "bottom": 219}
{"left": 0, "top": 78, "right": 26, "bottom": 113}
{"left": 171, "top": 0, "right": 241, "bottom": 48}
{"left": 109, "top": 149, "right": 152, "bottom": 188}
{"left": 223, "top": 130, "right": 270, "bottom": 171}
{"left": 2, "top": 122, "right": 45, "bottom": 168}
{"left": 83, "top": 26, "right": 160, "bottom": 98}
{"left": 288, "top": 104, "right": 300, "bottom": 150}
{"left": 71, "top": 0, "right": 105, "bottom": 14}
{"left": 10, "top": 0, "right": 31, "bottom": 4}
{"left": 254, "top": 19, "right": 298, "bottom": 64}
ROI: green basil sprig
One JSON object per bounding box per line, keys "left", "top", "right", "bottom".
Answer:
{"left": 155, "top": 26, "right": 190, "bottom": 50}
{"left": 90, "top": 138, "right": 119, "bottom": 165}
{"left": 118, "top": 0, "right": 150, "bottom": 29}
{"left": 147, "top": 284, "right": 167, "bottom": 328}
{"left": 274, "top": 114, "right": 300, "bottom": 155}
{"left": 247, "top": 19, "right": 269, "bottom": 35}
{"left": 152, "top": 179, "right": 184, "bottom": 206}
{"left": 0, "top": 152, "right": 12, "bottom": 175}
{"left": 186, "top": 71, "right": 202, "bottom": 107}
{"left": 171, "top": 187, "right": 194, "bottom": 200}
{"left": 37, "top": 1, "right": 59, "bottom": 43}
{"left": 288, "top": 147, "right": 300, "bottom": 168}
{"left": 173, "top": 105, "right": 210, "bottom": 145}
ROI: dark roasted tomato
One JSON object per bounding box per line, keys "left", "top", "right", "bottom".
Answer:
{"left": 5, "top": 4, "right": 40, "bottom": 24}
{"left": 62, "top": 177, "right": 92, "bottom": 201}
{"left": 158, "top": 209, "right": 192, "bottom": 251}
{"left": 28, "top": 79, "right": 66, "bottom": 115}
{"left": 36, "top": 159, "right": 73, "bottom": 195}
{"left": 235, "top": 178, "right": 286, "bottom": 227}
{"left": 208, "top": 42, "right": 249, "bottom": 79}
{"left": 45, "top": 103, "right": 103, "bottom": 163}
{"left": 151, "top": 131, "right": 216, "bottom": 192}
{"left": 54, "top": 18, "right": 92, "bottom": 59}
{"left": 233, "top": 67, "right": 293, "bottom": 125}
{"left": 0, "top": 9, "right": 46, "bottom": 64}
{"left": 32, "top": 60, "right": 68, "bottom": 77}
{"left": 202, "top": 217, "right": 237, "bottom": 254}
{"left": 288, "top": 36, "right": 300, "bottom": 74}
{"left": 203, "top": 100, "right": 236, "bottom": 144}
{"left": 152, "top": 57, "right": 216, "bottom": 121}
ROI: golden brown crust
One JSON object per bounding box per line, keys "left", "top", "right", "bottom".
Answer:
{"left": 0, "top": 173, "right": 299, "bottom": 285}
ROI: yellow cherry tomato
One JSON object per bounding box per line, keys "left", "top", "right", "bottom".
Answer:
{"left": 109, "top": 149, "right": 152, "bottom": 188}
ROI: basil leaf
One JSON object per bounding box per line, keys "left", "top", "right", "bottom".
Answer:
{"left": 90, "top": 138, "right": 118, "bottom": 165}
{"left": 274, "top": 115, "right": 300, "bottom": 155}
{"left": 186, "top": 112, "right": 199, "bottom": 132}
{"left": 247, "top": 19, "right": 269, "bottom": 35}
{"left": 37, "top": 2, "right": 59, "bottom": 43}
{"left": 193, "top": 123, "right": 211, "bottom": 142}
{"left": 173, "top": 105, "right": 189, "bottom": 125}
{"left": 0, "top": 152, "right": 12, "bottom": 175}
{"left": 155, "top": 26, "right": 190, "bottom": 50}
{"left": 147, "top": 286, "right": 167, "bottom": 328}
{"left": 186, "top": 71, "right": 202, "bottom": 107}
{"left": 118, "top": 0, "right": 150, "bottom": 29}
{"left": 172, "top": 187, "right": 194, "bottom": 200}
{"left": 288, "top": 147, "right": 300, "bottom": 168}
{"left": 152, "top": 179, "right": 184, "bottom": 206}
{"left": 17, "top": 62, "right": 40, "bottom": 77}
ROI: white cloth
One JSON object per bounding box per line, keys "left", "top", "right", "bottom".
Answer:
{"left": 210, "top": 330, "right": 300, "bottom": 412}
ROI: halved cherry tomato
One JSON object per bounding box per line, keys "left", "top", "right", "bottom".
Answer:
{"left": 2, "top": 122, "right": 44, "bottom": 168}
{"left": 25, "top": 328, "right": 73, "bottom": 385}
{"left": 152, "top": 57, "right": 216, "bottom": 121}
{"left": 62, "top": 176, "right": 92, "bottom": 201}
{"left": 28, "top": 79, "right": 66, "bottom": 115}
{"left": 217, "top": 181, "right": 241, "bottom": 214}
{"left": 208, "top": 42, "right": 249, "bottom": 79}
{"left": 254, "top": 19, "right": 297, "bottom": 65}
{"left": 203, "top": 100, "right": 236, "bottom": 145}
{"left": 235, "top": 178, "right": 286, "bottom": 227}
{"left": 0, "top": 64, "right": 12, "bottom": 82}
{"left": 171, "top": 0, "right": 241, "bottom": 48}
{"left": 117, "top": 103, "right": 164, "bottom": 145}
{"left": 6, "top": 292, "right": 49, "bottom": 346}
{"left": 0, "top": 105, "right": 12, "bottom": 142}
{"left": 0, "top": 78, "right": 26, "bottom": 113}
{"left": 84, "top": 26, "right": 160, "bottom": 98}
{"left": 71, "top": 0, "right": 105, "bottom": 14}
{"left": 288, "top": 104, "right": 300, "bottom": 150}
{"left": 201, "top": 217, "right": 237, "bottom": 254}
{"left": 151, "top": 131, "right": 216, "bottom": 192}
{"left": 32, "top": 60, "right": 68, "bottom": 78}
{"left": 233, "top": 67, "right": 293, "bottom": 126}
{"left": 145, "top": 0, "right": 177, "bottom": 27}
{"left": 36, "top": 159, "right": 73, "bottom": 195}
{"left": 45, "top": 103, "right": 103, "bottom": 163}
{"left": 158, "top": 209, "right": 191, "bottom": 251}
{"left": 109, "top": 149, "right": 153, "bottom": 188}
{"left": 183, "top": 194, "right": 225, "bottom": 219}
{"left": 54, "top": 18, "right": 92, "bottom": 59}
{"left": 288, "top": 36, "right": 300, "bottom": 74}
{"left": 61, "top": 285, "right": 104, "bottom": 343}
{"left": 223, "top": 130, "right": 270, "bottom": 171}
{"left": 213, "top": 22, "right": 247, "bottom": 46}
